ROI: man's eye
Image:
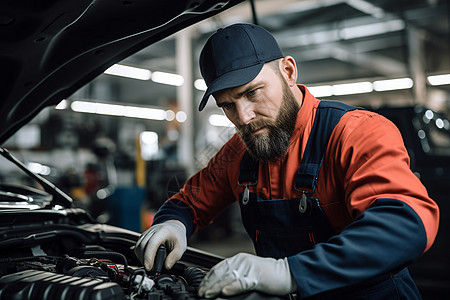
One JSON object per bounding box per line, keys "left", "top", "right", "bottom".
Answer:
{"left": 222, "top": 103, "right": 234, "bottom": 109}
{"left": 247, "top": 90, "right": 256, "bottom": 97}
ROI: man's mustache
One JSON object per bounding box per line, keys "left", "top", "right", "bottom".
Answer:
{"left": 239, "top": 120, "right": 273, "bottom": 136}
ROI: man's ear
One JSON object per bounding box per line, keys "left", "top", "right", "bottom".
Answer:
{"left": 280, "top": 56, "right": 298, "bottom": 87}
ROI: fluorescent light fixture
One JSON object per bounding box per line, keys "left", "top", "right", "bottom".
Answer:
{"left": 373, "top": 78, "right": 413, "bottom": 91}
{"left": 152, "top": 71, "right": 184, "bottom": 86}
{"left": 27, "top": 162, "right": 51, "bottom": 176}
{"left": 347, "top": 0, "right": 385, "bottom": 18}
{"left": 71, "top": 101, "right": 97, "bottom": 113}
{"left": 427, "top": 74, "right": 450, "bottom": 86}
{"left": 308, "top": 85, "right": 333, "bottom": 97}
{"left": 175, "top": 111, "right": 187, "bottom": 123}
{"left": 340, "top": 19, "right": 404, "bottom": 40}
{"left": 124, "top": 106, "right": 166, "bottom": 120}
{"left": 104, "top": 64, "right": 151, "bottom": 80}
{"left": 209, "top": 114, "right": 234, "bottom": 127}
{"left": 55, "top": 99, "right": 68, "bottom": 110}
{"left": 165, "top": 110, "right": 176, "bottom": 121}
{"left": 194, "top": 79, "right": 207, "bottom": 91}
{"left": 95, "top": 102, "right": 124, "bottom": 116}
{"left": 71, "top": 101, "right": 169, "bottom": 120}
{"left": 141, "top": 131, "right": 158, "bottom": 145}
{"left": 140, "top": 131, "right": 159, "bottom": 160}
{"left": 332, "top": 82, "right": 373, "bottom": 95}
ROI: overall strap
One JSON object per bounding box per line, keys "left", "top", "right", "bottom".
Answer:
{"left": 295, "top": 100, "right": 359, "bottom": 191}
{"left": 238, "top": 151, "right": 258, "bottom": 184}
{"left": 238, "top": 100, "right": 360, "bottom": 188}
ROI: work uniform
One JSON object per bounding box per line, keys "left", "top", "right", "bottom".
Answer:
{"left": 154, "top": 85, "right": 439, "bottom": 298}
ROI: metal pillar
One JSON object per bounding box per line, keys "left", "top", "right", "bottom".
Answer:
{"left": 176, "top": 27, "right": 195, "bottom": 175}
{"left": 408, "top": 25, "right": 427, "bottom": 106}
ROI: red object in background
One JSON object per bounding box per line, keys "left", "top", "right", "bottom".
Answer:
{"left": 84, "top": 164, "right": 102, "bottom": 195}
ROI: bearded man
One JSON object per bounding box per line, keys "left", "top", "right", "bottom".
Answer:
{"left": 135, "top": 23, "right": 439, "bottom": 300}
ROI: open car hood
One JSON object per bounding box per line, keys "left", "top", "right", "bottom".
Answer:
{"left": 0, "top": 3, "right": 291, "bottom": 299}
{"left": 0, "top": 0, "right": 243, "bottom": 145}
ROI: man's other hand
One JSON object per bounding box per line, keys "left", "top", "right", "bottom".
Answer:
{"left": 198, "top": 253, "right": 297, "bottom": 298}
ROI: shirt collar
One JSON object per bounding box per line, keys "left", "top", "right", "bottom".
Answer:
{"left": 290, "top": 84, "right": 320, "bottom": 142}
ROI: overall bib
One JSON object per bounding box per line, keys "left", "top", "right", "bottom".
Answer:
{"left": 237, "top": 101, "right": 421, "bottom": 299}
{"left": 238, "top": 100, "right": 354, "bottom": 258}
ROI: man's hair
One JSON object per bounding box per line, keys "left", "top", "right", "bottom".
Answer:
{"left": 267, "top": 59, "right": 283, "bottom": 79}
{"left": 266, "top": 58, "right": 281, "bottom": 76}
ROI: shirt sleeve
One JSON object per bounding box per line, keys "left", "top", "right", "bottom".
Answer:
{"left": 152, "top": 134, "right": 245, "bottom": 236}
{"left": 339, "top": 111, "right": 439, "bottom": 251}
{"left": 288, "top": 111, "right": 440, "bottom": 298}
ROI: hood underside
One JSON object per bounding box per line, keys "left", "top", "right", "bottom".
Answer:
{"left": 0, "top": 0, "right": 243, "bottom": 144}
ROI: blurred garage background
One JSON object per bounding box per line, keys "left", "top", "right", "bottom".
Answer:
{"left": 0, "top": 0, "right": 449, "bottom": 298}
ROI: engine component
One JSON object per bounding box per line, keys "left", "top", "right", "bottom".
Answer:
{"left": 0, "top": 269, "right": 124, "bottom": 300}
{"left": 153, "top": 245, "right": 166, "bottom": 276}
{"left": 182, "top": 266, "right": 207, "bottom": 291}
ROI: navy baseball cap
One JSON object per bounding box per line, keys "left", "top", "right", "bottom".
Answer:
{"left": 198, "top": 23, "right": 284, "bottom": 111}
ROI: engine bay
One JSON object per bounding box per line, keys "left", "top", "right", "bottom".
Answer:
{"left": 0, "top": 205, "right": 211, "bottom": 300}
{"left": 0, "top": 252, "right": 207, "bottom": 299}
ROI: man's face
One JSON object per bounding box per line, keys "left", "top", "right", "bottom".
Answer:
{"left": 214, "top": 63, "right": 300, "bottom": 161}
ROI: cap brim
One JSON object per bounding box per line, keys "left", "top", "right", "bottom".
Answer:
{"left": 198, "top": 63, "right": 264, "bottom": 111}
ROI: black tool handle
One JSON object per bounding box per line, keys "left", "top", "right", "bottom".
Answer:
{"left": 153, "top": 244, "right": 166, "bottom": 275}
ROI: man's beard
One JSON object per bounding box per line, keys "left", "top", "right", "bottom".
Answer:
{"left": 238, "top": 81, "right": 300, "bottom": 162}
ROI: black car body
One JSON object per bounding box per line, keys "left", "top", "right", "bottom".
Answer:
{"left": 372, "top": 105, "right": 450, "bottom": 298}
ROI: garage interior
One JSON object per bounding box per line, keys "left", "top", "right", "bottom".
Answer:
{"left": 1, "top": 0, "right": 449, "bottom": 299}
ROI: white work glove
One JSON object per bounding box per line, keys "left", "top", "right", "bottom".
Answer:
{"left": 198, "top": 253, "right": 298, "bottom": 298}
{"left": 134, "top": 220, "right": 187, "bottom": 271}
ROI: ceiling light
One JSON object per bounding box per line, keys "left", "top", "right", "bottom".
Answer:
{"left": 140, "top": 131, "right": 159, "bottom": 161}
{"left": 175, "top": 111, "right": 187, "bottom": 123}
{"left": 209, "top": 114, "right": 234, "bottom": 127}
{"left": 347, "top": 0, "right": 385, "bottom": 18}
{"left": 104, "top": 64, "right": 151, "bottom": 80}
{"left": 340, "top": 19, "right": 405, "bottom": 40}
{"left": 71, "top": 101, "right": 169, "bottom": 121}
{"left": 152, "top": 71, "right": 184, "bottom": 86}
{"left": 308, "top": 85, "right": 333, "bottom": 97}
{"left": 55, "top": 99, "right": 68, "bottom": 110}
{"left": 165, "top": 110, "right": 176, "bottom": 121}
{"left": 428, "top": 74, "right": 450, "bottom": 86}
{"left": 373, "top": 78, "right": 413, "bottom": 91}
{"left": 27, "top": 162, "right": 51, "bottom": 176}
{"left": 140, "top": 131, "right": 158, "bottom": 145}
{"left": 95, "top": 102, "right": 124, "bottom": 116}
{"left": 332, "top": 82, "right": 373, "bottom": 95}
{"left": 124, "top": 106, "right": 166, "bottom": 120}
{"left": 71, "top": 101, "right": 97, "bottom": 113}
{"left": 194, "top": 79, "right": 207, "bottom": 91}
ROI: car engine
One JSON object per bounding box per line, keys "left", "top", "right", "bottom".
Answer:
{"left": 0, "top": 251, "right": 207, "bottom": 299}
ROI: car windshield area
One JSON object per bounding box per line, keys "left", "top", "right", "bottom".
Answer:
{"left": 413, "top": 107, "right": 450, "bottom": 156}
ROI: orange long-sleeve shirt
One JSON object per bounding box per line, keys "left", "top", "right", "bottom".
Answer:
{"left": 165, "top": 85, "right": 438, "bottom": 251}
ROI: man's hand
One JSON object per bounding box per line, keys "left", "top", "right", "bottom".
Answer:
{"left": 134, "top": 220, "right": 187, "bottom": 271}
{"left": 198, "top": 253, "right": 297, "bottom": 298}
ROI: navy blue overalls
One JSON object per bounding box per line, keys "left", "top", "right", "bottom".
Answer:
{"left": 237, "top": 100, "right": 422, "bottom": 299}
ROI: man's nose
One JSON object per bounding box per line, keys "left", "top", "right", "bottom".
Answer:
{"left": 236, "top": 101, "right": 256, "bottom": 125}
